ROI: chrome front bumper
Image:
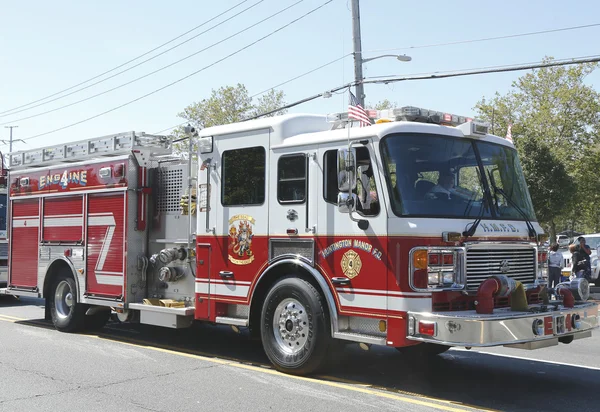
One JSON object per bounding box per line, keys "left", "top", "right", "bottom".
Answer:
{"left": 407, "top": 302, "right": 599, "bottom": 348}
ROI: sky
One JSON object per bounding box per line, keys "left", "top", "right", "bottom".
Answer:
{"left": 1, "top": 0, "right": 599, "bottom": 153}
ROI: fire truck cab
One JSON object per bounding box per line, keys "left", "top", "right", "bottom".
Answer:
{"left": 4, "top": 108, "right": 598, "bottom": 375}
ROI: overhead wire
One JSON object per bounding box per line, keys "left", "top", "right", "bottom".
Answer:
{"left": 361, "top": 23, "right": 600, "bottom": 54}
{"left": 243, "top": 55, "right": 600, "bottom": 120}
{"left": 153, "top": 23, "right": 600, "bottom": 134}
{"left": 16, "top": 0, "right": 334, "bottom": 142}
{"left": 0, "top": 0, "right": 271, "bottom": 123}
{"left": 0, "top": 0, "right": 304, "bottom": 127}
{"left": 156, "top": 52, "right": 353, "bottom": 134}
{"left": 0, "top": 0, "right": 253, "bottom": 116}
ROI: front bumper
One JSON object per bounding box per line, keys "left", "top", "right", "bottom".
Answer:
{"left": 407, "top": 302, "right": 598, "bottom": 349}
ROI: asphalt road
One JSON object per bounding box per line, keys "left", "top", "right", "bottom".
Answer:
{"left": 1, "top": 296, "right": 599, "bottom": 412}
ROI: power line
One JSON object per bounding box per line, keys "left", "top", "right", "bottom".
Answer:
{"left": 0, "top": 0, "right": 304, "bottom": 127}
{"left": 366, "top": 55, "right": 600, "bottom": 80}
{"left": 154, "top": 53, "right": 352, "bottom": 134}
{"left": 250, "top": 53, "right": 351, "bottom": 98}
{"left": 154, "top": 23, "right": 600, "bottom": 134}
{"left": 0, "top": 0, "right": 269, "bottom": 123}
{"left": 363, "top": 55, "right": 600, "bottom": 85}
{"left": 0, "top": 0, "right": 253, "bottom": 117}
{"left": 361, "top": 23, "right": 600, "bottom": 54}
{"left": 15, "top": 0, "right": 334, "bottom": 143}
{"left": 244, "top": 55, "right": 600, "bottom": 120}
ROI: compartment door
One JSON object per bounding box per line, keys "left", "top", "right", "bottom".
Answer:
{"left": 9, "top": 198, "right": 40, "bottom": 289}
{"left": 86, "top": 192, "right": 125, "bottom": 298}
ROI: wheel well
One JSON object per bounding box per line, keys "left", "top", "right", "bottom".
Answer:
{"left": 249, "top": 262, "right": 333, "bottom": 336}
{"left": 43, "top": 259, "right": 77, "bottom": 299}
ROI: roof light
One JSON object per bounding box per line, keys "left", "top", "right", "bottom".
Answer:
{"left": 457, "top": 121, "right": 490, "bottom": 138}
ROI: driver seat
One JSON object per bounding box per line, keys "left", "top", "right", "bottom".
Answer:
{"left": 415, "top": 180, "right": 435, "bottom": 199}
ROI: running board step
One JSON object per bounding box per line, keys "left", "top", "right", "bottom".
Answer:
{"left": 333, "top": 331, "right": 386, "bottom": 346}
{"left": 128, "top": 303, "right": 195, "bottom": 329}
{"left": 215, "top": 316, "right": 248, "bottom": 327}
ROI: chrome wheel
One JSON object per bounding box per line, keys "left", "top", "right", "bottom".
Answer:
{"left": 54, "top": 280, "right": 74, "bottom": 320}
{"left": 273, "top": 298, "right": 309, "bottom": 354}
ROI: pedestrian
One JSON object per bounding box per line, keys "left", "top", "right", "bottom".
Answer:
{"left": 575, "top": 236, "right": 592, "bottom": 281}
{"left": 547, "top": 243, "right": 563, "bottom": 288}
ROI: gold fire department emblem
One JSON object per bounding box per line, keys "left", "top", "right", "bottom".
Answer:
{"left": 341, "top": 250, "right": 362, "bottom": 279}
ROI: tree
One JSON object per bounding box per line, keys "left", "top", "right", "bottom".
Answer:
{"left": 474, "top": 57, "right": 600, "bottom": 239}
{"left": 172, "top": 84, "right": 287, "bottom": 148}
{"left": 368, "top": 99, "right": 397, "bottom": 110}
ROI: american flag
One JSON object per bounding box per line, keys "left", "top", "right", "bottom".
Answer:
{"left": 348, "top": 91, "right": 372, "bottom": 127}
{"left": 506, "top": 123, "right": 513, "bottom": 143}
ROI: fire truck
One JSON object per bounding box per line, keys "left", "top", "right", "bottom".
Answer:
{"left": 2, "top": 107, "right": 598, "bottom": 375}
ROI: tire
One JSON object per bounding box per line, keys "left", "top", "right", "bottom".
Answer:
{"left": 49, "top": 273, "right": 86, "bottom": 333}
{"left": 261, "top": 277, "right": 331, "bottom": 375}
{"left": 85, "top": 309, "right": 111, "bottom": 331}
{"left": 396, "top": 343, "right": 450, "bottom": 357}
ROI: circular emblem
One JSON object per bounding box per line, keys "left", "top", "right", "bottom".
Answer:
{"left": 341, "top": 250, "right": 362, "bottom": 279}
{"left": 500, "top": 259, "right": 510, "bottom": 273}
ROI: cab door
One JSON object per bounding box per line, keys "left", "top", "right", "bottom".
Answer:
{"left": 316, "top": 142, "right": 389, "bottom": 317}
{"left": 268, "top": 150, "right": 317, "bottom": 263}
{"left": 200, "top": 130, "right": 271, "bottom": 312}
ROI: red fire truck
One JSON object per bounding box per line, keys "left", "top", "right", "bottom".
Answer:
{"left": 2, "top": 107, "right": 598, "bottom": 375}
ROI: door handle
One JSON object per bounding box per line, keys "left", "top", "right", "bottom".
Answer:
{"left": 219, "top": 271, "right": 234, "bottom": 279}
{"left": 331, "top": 277, "right": 351, "bottom": 286}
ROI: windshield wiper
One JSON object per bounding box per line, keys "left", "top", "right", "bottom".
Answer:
{"left": 462, "top": 168, "right": 486, "bottom": 239}
{"left": 487, "top": 171, "right": 537, "bottom": 239}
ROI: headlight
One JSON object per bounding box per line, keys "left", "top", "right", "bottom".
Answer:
{"left": 411, "top": 248, "right": 465, "bottom": 291}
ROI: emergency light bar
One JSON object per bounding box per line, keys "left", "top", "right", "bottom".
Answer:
{"left": 377, "top": 106, "right": 476, "bottom": 127}
{"left": 329, "top": 105, "right": 488, "bottom": 131}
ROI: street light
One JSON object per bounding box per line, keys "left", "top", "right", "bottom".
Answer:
{"left": 354, "top": 53, "right": 412, "bottom": 107}
{"left": 361, "top": 54, "right": 412, "bottom": 64}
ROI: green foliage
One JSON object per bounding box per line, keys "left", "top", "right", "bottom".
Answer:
{"left": 474, "top": 57, "right": 600, "bottom": 238}
{"left": 171, "top": 84, "right": 287, "bottom": 152}
{"left": 368, "top": 99, "right": 397, "bottom": 110}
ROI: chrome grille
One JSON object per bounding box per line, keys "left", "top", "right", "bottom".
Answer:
{"left": 466, "top": 247, "right": 536, "bottom": 290}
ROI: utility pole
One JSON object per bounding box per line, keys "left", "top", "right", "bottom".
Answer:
{"left": 4, "top": 125, "right": 18, "bottom": 153}
{"left": 350, "top": 0, "right": 365, "bottom": 107}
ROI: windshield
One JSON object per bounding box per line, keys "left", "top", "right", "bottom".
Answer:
{"left": 381, "top": 133, "right": 536, "bottom": 221}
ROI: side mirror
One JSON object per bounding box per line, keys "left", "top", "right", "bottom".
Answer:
{"left": 337, "top": 148, "right": 356, "bottom": 191}
{"left": 337, "top": 192, "right": 357, "bottom": 213}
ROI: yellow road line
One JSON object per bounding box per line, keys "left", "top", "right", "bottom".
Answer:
{"left": 0, "top": 314, "right": 489, "bottom": 412}
{"left": 0, "top": 314, "right": 26, "bottom": 321}
{"left": 91, "top": 334, "right": 482, "bottom": 412}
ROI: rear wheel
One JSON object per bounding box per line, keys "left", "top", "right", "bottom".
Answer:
{"left": 261, "top": 277, "right": 331, "bottom": 375}
{"left": 49, "top": 273, "right": 86, "bottom": 333}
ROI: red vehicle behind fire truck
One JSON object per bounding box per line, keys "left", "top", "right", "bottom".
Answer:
{"left": 1, "top": 107, "right": 597, "bottom": 375}
{"left": 0, "top": 153, "right": 8, "bottom": 287}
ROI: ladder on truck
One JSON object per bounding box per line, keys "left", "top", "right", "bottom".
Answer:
{"left": 7, "top": 131, "right": 172, "bottom": 169}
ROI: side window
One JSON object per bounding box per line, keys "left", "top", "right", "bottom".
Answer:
{"left": 323, "top": 150, "right": 338, "bottom": 204}
{"left": 222, "top": 146, "right": 265, "bottom": 206}
{"left": 278, "top": 154, "right": 306, "bottom": 204}
{"left": 322, "top": 148, "right": 379, "bottom": 216}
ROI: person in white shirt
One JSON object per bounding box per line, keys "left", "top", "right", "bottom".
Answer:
{"left": 547, "top": 243, "right": 564, "bottom": 288}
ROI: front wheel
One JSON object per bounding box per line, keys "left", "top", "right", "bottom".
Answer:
{"left": 49, "top": 274, "right": 86, "bottom": 333}
{"left": 261, "top": 277, "right": 331, "bottom": 375}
